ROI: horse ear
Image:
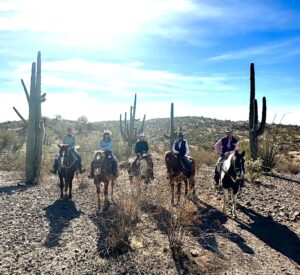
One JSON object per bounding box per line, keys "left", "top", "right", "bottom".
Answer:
{"left": 241, "top": 151, "right": 246, "bottom": 157}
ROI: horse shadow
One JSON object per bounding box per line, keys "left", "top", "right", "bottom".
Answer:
{"left": 237, "top": 205, "right": 300, "bottom": 265}
{"left": 89, "top": 205, "right": 134, "bottom": 259}
{"left": 43, "top": 199, "right": 82, "bottom": 248}
{"left": 190, "top": 196, "right": 254, "bottom": 256}
{"left": 140, "top": 202, "right": 172, "bottom": 235}
{"left": 0, "top": 183, "right": 33, "bottom": 195}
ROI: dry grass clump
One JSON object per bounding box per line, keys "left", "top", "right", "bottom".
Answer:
{"left": 191, "top": 148, "right": 216, "bottom": 168}
{"left": 275, "top": 158, "right": 300, "bottom": 175}
{"left": 245, "top": 158, "right": 263, "bottom": 183}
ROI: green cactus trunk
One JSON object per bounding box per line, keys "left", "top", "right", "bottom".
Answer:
{"left": 164, "top": 103, "right": 176, "bottom": 150}
{"left": 120, "top": 94, "right": 146, "bottom": 156}
{"left": 249, "top": 63, "right": 267, "bottom": 160}
{"left": 25, "top": 52, "right": 45, "bottom": 184}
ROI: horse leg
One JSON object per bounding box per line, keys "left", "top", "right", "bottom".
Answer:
{"left": 59, "top": 175, "right": 64, "bottom": 199}
{"left": 64, "top": 178, "right": 68, "bottom": 195}
{"left": 189, "top": 177, "right": 195, "bottom": 195}
{"left": 111, "top": 178, "right": 114, "bottom": 203}
{"left": 170, "top": 179, "right": 175, "bottom": 206}
{"left": 223, "top": 188, "right": 228, "bottom": 213}
{"left": 68, "top": 178, "right": 73, "bottom": 199}
{"left": 96, "top": 182, "right": 101, "bottom": 211}
{"left": 177, "top": 181, "right": 181, "bottom": 205}
{"left": 184, "top": 179, "right": 188, "bottom": 196}
{"left": 103, "top": 180, "right": 109, "bottom": 210}
{"left": 232, "top": 189, "right": 237, "bottom": 218}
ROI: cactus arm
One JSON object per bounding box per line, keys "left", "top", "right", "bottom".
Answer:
{"left": 13, "top": 106, "right": 27, "bottom": 124}
{"left": 21, "top": 79, "right": 30, "bottom": 105}
{"left": 257, "top": 96, "right": 267, "bottom": 136}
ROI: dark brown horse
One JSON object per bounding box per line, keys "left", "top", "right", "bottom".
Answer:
{"left": 165, "top": 151, "right": 196, "bottom": 206}
{"left": 92, "top": 150, "right": 117, "bottom": 210}
{"left": 57, "top": 144, "right": 78, "bottom": 199}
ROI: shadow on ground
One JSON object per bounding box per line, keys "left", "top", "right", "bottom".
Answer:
{"left": 190, "top": 196, "right": 254, "bottom": 256}
{"left": 43, "top": 198, "right": 82, "bottom": 247}
{"left": 0, "top": 183, "right": 33, "bottom": 195}
{"left": 237, "top": 205, "right": 300, "bottom": 265}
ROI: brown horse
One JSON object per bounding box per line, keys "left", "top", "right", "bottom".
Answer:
{"left": 92, "top": 150, "right": 117, "bottom": 210}
{"left": 165, "top": 151, "right": 196, "bottom": 206}
{"left": 57, "top": 144, "right": 78, "bottom": 199}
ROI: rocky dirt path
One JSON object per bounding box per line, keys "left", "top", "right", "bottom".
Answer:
{"left": 0, "top": 155, "right": 300, "bottom": 274}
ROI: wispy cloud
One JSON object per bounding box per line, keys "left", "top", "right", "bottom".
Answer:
{"left": 207, "top": 38, "right": 300, "bottom": 62}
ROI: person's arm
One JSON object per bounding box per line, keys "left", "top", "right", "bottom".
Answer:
{"left": 172, "top": 141, "right": 179, "bottom": 154}
{"left": 101, "top": 140, "right": 113, "bottom": 151}
{"left": 229, "top": 140, "right": 239, "bottom": 155}
{"left": 214, "top": 138, "right": 222, "bottom": 155}
{"left": 72, "top": 136, "right": 76, "bottom": 148}
{"left": 134, "top": 142, "right": 139, "bottom": 154}
{"left": 185, "top": 141, "right": 190, "bottom": 157}
{"left": 145, "top": 141, "right": 149, "bottom": 153}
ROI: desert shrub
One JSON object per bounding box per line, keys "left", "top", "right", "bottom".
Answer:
{"left": 259, "top": 125, "right": 280, "bottom": 171}
{"left": 0, "top": 130, "right": 24, "bottom": 152}
{"left": 275, "top": 158, "right": 300, "bottom": 175}
{"left": 190, "top": 148, "right": 216, "bottom": 168}
{"left": 245, "top": 158, "right": 263, "bottom": 182}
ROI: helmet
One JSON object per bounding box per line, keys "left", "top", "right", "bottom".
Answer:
{"left": 103, "top": 129, "right": 111, "bottom": 136}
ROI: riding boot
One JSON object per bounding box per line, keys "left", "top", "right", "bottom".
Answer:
{"left": 88, "top": 161, "right": 94, "bottom": 179}
{"left": 78, "top": 161, "right": 86, "bottom": 173}
{"left": 50, "top": 159, "right": 59, "bottom": 174}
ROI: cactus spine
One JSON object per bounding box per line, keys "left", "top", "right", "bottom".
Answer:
{"left": 13, "top": 51, "right": 46, "bottom": 184}
{"left": 120, "top": 93, "right": 146, "bottom": 156}
{"left": 249, "top": 63, "right": 267, "bottom": 160}
{"left": 164, "top": 102, "right": 176, "bottom": 150}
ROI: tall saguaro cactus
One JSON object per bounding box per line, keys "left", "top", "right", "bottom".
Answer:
{"left": 164, "top": 102, "right": 176, "bottom": 150}
{"left": 13, "top": 51, "right": 46, "bottom": 184}
{"left": 249, "top": 63, "right": 267, "bottom": 160}
{"left": 120, "top": 94, "right": 146, "bottom": 156}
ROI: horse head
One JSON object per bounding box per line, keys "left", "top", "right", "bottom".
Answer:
{"left": 93, "top": 150, "right": 113, "bottom": 177}
{"left": 234, "top": 150, "right": 245, "bottom": 179}
{"left": 165, "top": 151, "right": 182, "bottom": 176}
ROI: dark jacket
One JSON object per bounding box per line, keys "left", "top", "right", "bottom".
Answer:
{"left": 135, "top": 140, "right": 149, "bottom": 154}
{"left": 174, "top": 139, "right": 187, "bottom": 157}
{"left": 221, "top": 136, "right": 238, "bottom": 155}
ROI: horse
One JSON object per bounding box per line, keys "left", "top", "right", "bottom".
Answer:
{"left": 92, "top": 150, "right": 117, "bottom": 211}
{"left": 57, "top": 144, "right": 78, "bottom": 199}
{"left": 165, "top": 151, "right": 196, "bottom": 206}
{"left": 214, "top": 151, "right": 245, "bottom": 217}
{"left": 127, "top": 153, "right": 154, "bottom": 198}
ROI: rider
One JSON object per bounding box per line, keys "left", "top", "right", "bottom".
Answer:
{"left": 172, "top": 131, "right": 192, "bottom": 178}
{"left": 88, "top": 130, "right": 118, "bottom": 178}
{"left": 214, "top": 128, "right": 239, "bottom": 180}
{"left": 134, "top": 132, "right": 154, "bottom": 180}
{"left": 50, "top": 127, "right": 85, "bottom": 174}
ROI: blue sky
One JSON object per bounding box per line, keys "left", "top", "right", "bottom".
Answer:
{"left": 0, "top": 0, "right": 300, "bottom": 125}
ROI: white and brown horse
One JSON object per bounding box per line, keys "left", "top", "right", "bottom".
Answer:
{"left": 215, "top": 151, "right": 245, "bottom": 217}
{"left": 165, "top": 151, "right": 196, "bottom": 206}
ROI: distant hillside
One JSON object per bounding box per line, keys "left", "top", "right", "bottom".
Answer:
{"left": 0, "top": 116, "right": 299, "bottom": 171}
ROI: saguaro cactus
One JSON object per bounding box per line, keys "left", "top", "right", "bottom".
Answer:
{"left": 249, "top": 63, "right": 267, "bottom": 160}
{"left": 164, "top": 103, "right": 177, "bottom": 150}
{"left": 120, "top": 94, "right": 146, "bottom": 155}
{"left": 13, "top": 51, "right": 46, "bottom": 184}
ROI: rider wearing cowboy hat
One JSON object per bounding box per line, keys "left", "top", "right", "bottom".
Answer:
{"left": 50, "top": 127, "right": 85, "bottom": 174}
{"left": 172, "top": 130, "right": 192, "bottom": 177}
{"left": 88, "top": 130, "right": 118, "bottom": 178}
{"left": 214, "top": 128, "right": 239, "bottom": 181}
{"left": 134, "top": 132, "right": 154, "bottom": 180}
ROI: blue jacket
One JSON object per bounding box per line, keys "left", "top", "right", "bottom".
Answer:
{"left": 99, "top": 138, "right": 113, "bottom": 152}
